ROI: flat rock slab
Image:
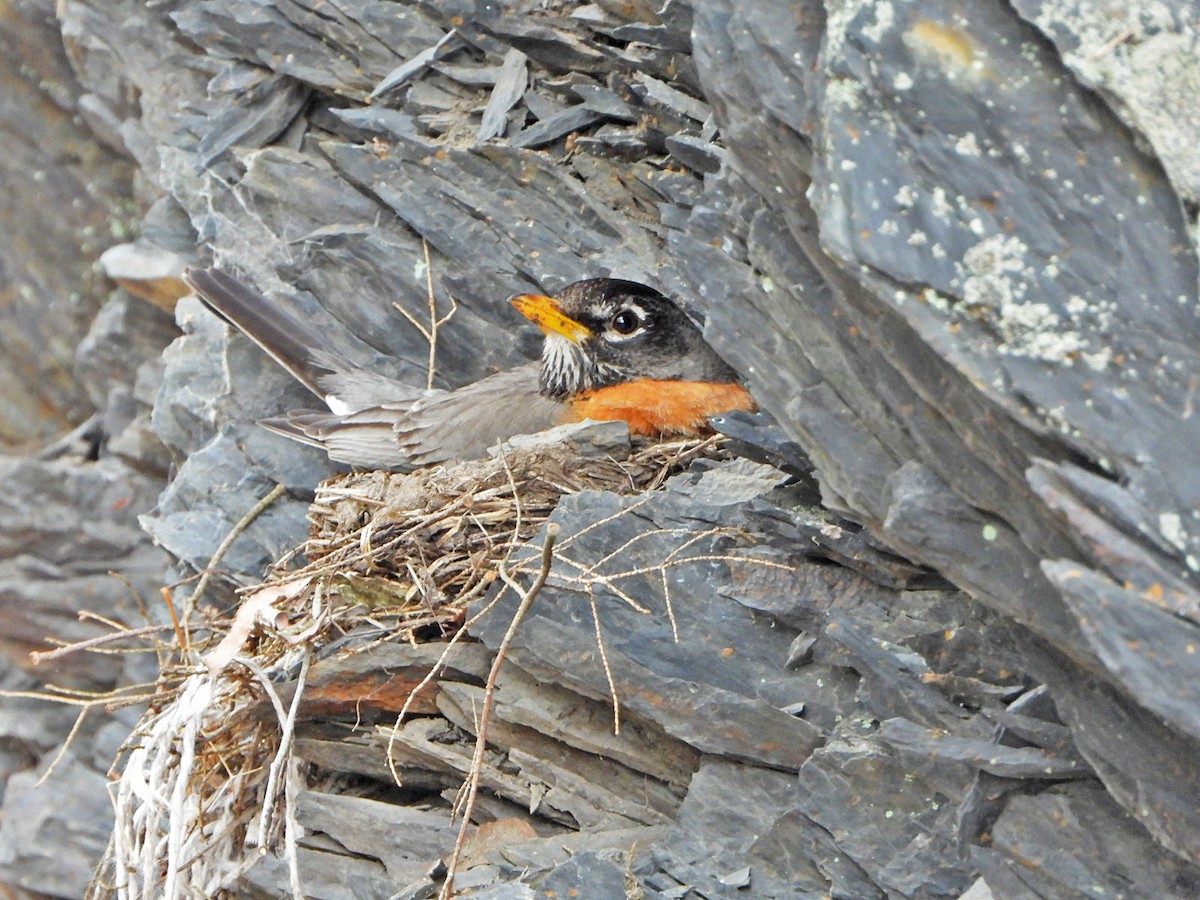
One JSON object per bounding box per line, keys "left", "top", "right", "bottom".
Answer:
{"left": 19, "top": 0, "right": 1200, "bottom": 895}
{"left": 469, "top": 484, "right": 829, "bottom": 771}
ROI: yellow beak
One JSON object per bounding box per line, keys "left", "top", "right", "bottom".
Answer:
{"left": 510, "top": 293, "right": 592, "bottom": 344}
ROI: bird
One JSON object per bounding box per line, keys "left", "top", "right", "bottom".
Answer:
{"left": 181, "top": 267, "right": 756, "bottom": 471}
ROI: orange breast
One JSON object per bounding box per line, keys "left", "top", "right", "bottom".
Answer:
{"left": 563, "top": 379, "right": 757, "bottom": 437}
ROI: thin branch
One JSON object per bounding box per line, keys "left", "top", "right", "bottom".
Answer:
{"left": 184, "top": 483, "right": 289, "bottom": 630}
{"left": 394, "top": 238, "right": 459, "bottom": 390}
{"left": 162, "top": 586, "right": 187, "bottom": 656}
{"left": 553, "top": 495, "right": 655, "bottom": 551}
{"left": 0, "top": 683, "right": 156, "bottom": 706}
{"left": 75, "top": 609, "right": 129, "bottom": 631}
{"left": 586, "top": 587, "right": 621, "bottom": 735}
{"left": 30, "top": 622, "right": 177, "bottom": 666}
{"left": 35, "top": 705, "right": 90, "bottom": 786}
{"left": 251, "top": 651, "right": 309, "bottom": 895}
{"left": 385, "top": 609, "right": 482, "bottom": 787}
{"left": 660, "top": 567, "right": 679, "bottom": 643}
{"left": 283, "top": 758, "right": 304, "bottom": 900}
{"left": 440, "top": 524, "right": 558, "bottom": 900}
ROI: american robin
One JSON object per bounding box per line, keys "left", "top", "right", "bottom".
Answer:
{"left": 182, "top": 267, "right": 756, "bottom": 471}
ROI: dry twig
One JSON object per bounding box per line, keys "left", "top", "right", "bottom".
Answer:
{"left": 440, "top": 523, "right": 559, "bottom": 900}
{"left": 30, "top": 622, "right": 176, "bottom": 665}
{"left": 394, "top": 238, "right": 459, "bottom": 390}
{"left": 184, "top": 483, "right": 288, "bottom": 633}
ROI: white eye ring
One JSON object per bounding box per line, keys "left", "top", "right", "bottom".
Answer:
{"left": 606, "top": 306, "right": 646, "bottom": 341}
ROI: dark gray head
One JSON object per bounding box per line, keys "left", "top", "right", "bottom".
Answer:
{"left": 510, "top": 279, "right": 740, "bottom": 400}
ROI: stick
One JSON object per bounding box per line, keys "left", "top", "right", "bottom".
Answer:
{"left": 439, "top": 524, "right": 558, "bottom": 900}
{"left": 35, "top": 705, "right": 90, "bottom": 786}
{"left": 394, "top": 238, "right": 458, "bottom": 390}
{"left": 30, "top": 623, "right": 176, "bottom": 665}
{"left": 162, "top": 586, "right": 187, "bottom": 656}
{"left": 184, "top": 483, "right": 288, "bottom": 629}
{"left": 586, "top": 587, "right": 621, "bottom": 735}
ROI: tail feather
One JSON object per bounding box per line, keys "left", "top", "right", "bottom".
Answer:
{"left": 183, "top": 267, "right": 341, "bottom": 401}
{"left": 260, "top": 407, "right": 416, "bottom": 470}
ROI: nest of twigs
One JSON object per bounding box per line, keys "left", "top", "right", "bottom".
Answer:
{"left": 95, "top": 432, "right": 728, "bottom": 899}
{"left": 300, "top": 434, "right": 725, "bottom": 632}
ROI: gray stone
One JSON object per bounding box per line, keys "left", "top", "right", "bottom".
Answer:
{"left": 0, "top": 754, "right": 111, "bottom": 896}
{"left": 18, "top": 0, "right": 1200, "bottom": 895}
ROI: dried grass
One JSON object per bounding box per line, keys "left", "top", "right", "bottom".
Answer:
{"left": 88, "top": 434, "right": 728, "bottom": 899}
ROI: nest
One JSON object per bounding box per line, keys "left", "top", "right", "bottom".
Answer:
{"left": 300, "top": 435, "right": 722, "bottom": 634}
{"left": 95, "top": 433, "right": 728, "bottom": 899}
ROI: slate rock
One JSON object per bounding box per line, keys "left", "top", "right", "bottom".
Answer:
{"left": 74, "top": 292, "right": 179, "bottom": 420}
{"left": 0, "top": 754, "right": 112, "bottom": 897}
{"left": 878, "top": 717, "right": 1091, "bottom": 781}
{"left": 511, "top": 104, "right": 603, "bottom": 148}
{"left": 974, "top": 783, "right": 1200, "bottom": 900}
{"left": 0, "top": 455, "right": 169, "bottom": 683}
{"left": 33, "top": 0, "right": 1200, "bottom": 896}
{"left": 0, "top": 0, "right": 137, "bottom": 446}
{"left": 468, "top": 487, "right": 827, "bottom": 771}
{"left": 664, "top": 132, "right": 724, "bottom": 174}
{"left": 194, "top": 72, "right": 310, "bottom": 173}
{"left": 477, "top": 48, "right": 528, "bottom": 142}
{"left": 528, "top": 851, "right": 629, "bottom": 899}
{"left": 1012, "top": 0, "right": 1200, "bottom": 205}
{"left": 796, "top": 725, "right": 976, "bottom": 898}
{"left": 651, "top": 759, "right": 827, "bottom": 899}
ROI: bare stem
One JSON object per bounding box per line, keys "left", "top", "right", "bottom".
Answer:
{"left": 395, "top": 239, "right": 459, "bottom": 390}
{"left": 30, "top": 622, "right": 177, "bottom": 666}
{"left": 184, "top": 483, "right": 288, "bottom": 635}
{"left": 439, "top": 523, "right": 559, "bottom": 900}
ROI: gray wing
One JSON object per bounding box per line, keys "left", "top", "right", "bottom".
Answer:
{"left": 261, "top": 362, "right": 562, "bottom": 470}
{"left": 183, "top": 266, "right": 421, "bottom": 412}
{"left": 261, "top": 404, "right": 417, "bottom": 470}
{"left": 395, "top": 363, "right": 564, "bottom": 467}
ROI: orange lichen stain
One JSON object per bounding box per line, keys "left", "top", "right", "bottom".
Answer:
{"left": 902, "top": 19, "right": 998, "bottom": 85}
{"left": 907, "top": 20, "right": 974, "bottom": 70}
{"left": 565, "top": 380, "right": 757, "bottom": 437}
{"left": 721, "top": 647, "right": 736, "bottom": 658}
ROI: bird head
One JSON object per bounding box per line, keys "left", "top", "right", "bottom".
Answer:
{"left": 510, "top": 279, "right": 739, "bottom": 399}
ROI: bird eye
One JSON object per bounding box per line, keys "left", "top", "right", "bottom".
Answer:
{"left": 611, "top": 309, "right": 642, "bottom": 335}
